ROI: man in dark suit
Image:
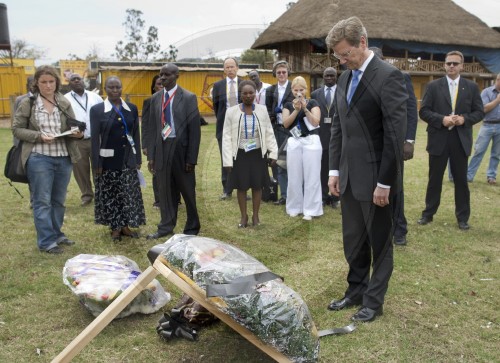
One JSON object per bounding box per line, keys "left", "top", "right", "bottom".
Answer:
{"left": 265, "top": 60, "right": 294, "bottom": 205}
{"left": 370, "top": 47, "right": 418, "bottom": 246}
{"left": 212, "top": 57, "right": 240, "bottom": 200}
{"left": 418, "top": 51, "right": 484, "bottom": 230}
{"left": 326, "top": 16, "right": 407, "bottom": 322}
{"left": 144, "top": 63, "right": 201, "bottom": 239}
{"left": 311, "top": 67, "right": 340, "bottom": 208}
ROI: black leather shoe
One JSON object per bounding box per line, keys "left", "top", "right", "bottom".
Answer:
{"left": 327, "top": 297, "right": 362, "bottom": 311}
{"left": 394, "top": 236, "right": 407, "bottom": 246}
{"left": 274, "top": 197, "right": 286, "bottom": 205}
{"left": 351, "top": 306, "right": 383, "bottom": 322}
{"left": 146, "top": 231, "right": 172, "bottom": 240}
{"left": 458, "top": 221, "right": 470, "bottom": 230}
{"left": 46, "top": 246, "right": 64, "bottom": 254}
{"left": 417, "top": 216, "right": 433, "bottom": 225}
{"left": 219, "top": 192, "right": 232, "bottom": 200}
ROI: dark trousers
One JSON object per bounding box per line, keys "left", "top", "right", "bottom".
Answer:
{"left": 157, "top": 138, "right": 200, "bottom": 235}
{"left": 341, "top": 182, "right": 394, "bottom": 309}
{"left": 217, "top": 137, "right": 233, "bottom": 195}
{"left": 272, "top": 126, "right": 288, "bottom": 198}
{"left": 393, "top": 162, "right": 407, "bottom": 238}
{"left": 320, "top": 148, "right": 339, "bottom": 203}
{"left": 422, "top": 129, "right": 470, "bottom": 222}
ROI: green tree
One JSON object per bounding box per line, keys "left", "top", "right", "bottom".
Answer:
{"left": 114, "top": 9, "right": 161, "bottom": 61}
{"left": 0, "top": 38, "right": 45, "bottom": 59}
{"left": 240, "top": 49, "right": 274, "bottom": 68}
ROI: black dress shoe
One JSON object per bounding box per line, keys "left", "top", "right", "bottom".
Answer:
{"left": 274, "top": 197, "right": 286, "bottom": 205}
{"left": 219, "top": 192, "right": 232, "bottom": 200}
{"left": 458, "top": 221, "right": 470, "bottom": 230}
{"left": 146, "top": 231, "right": 172, "bottom": 240}
{"left": 45, "top": 246, "right": 64, "bottom": 254}
{"left": 417, "top": 216, "right": 433, "bottom": 225}
{"left": 351, "top": 306, "right": 383, "bottom": 322}
{"left": 394, "top": 235, "right": 407, "bottom": 246}
{"left": 327, "top": 297, "right": 362, "bottom": 311}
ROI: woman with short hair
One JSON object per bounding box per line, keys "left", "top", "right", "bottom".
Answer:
{"left": 222, "top": 80, "right": 278, "bottom": 227}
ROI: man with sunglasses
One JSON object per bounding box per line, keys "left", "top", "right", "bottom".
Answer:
{"left": 418, "top": 51, "right": 484, "bottom": 230}
{"left": 265, "top": 60, "right": 294, "bottom": 205}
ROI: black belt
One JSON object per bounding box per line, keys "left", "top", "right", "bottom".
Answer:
{"left": 484, "top": 120, "right": 500, "bottom": 124}
{"left": 301, "top": 129, "right": 319, "bottom": 137}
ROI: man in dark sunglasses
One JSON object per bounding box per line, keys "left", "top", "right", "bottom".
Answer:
{"left": 418, "top": 50, "right": 484, "bottom": 231}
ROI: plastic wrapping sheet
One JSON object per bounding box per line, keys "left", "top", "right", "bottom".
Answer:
{"left": 160, "top": 234, "right": 319, "bottom": 363}
{"left": 63, "top": 254, "right": 170, "bottom": 319}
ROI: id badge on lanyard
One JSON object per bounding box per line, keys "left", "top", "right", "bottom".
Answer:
{"left": 161, "top": 124, "right": 172, "bottom": 140}
{"left": 113, "top": 104, "right": 136, "bottom": 154}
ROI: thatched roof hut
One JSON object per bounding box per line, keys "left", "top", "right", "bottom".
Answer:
{"left": 252, "top": 0, "right": 500, "bottom": 74}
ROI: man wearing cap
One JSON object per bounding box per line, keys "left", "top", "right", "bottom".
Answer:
{"left": 64, "top": 74, "right": 103, "bottom": 206}
{"left": 265, "top": 60, "right": 294, "bottom": 205}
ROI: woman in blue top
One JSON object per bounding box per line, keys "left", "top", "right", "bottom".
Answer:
{"left": 90, "top": 76, "right": 146, "bottom": 241}
{"left": 282, "top": 76, "right": 323, "bottom": 220}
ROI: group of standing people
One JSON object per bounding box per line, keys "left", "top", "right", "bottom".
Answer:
{"left": 13, "top": 63, "right": 202, "bottom": 252}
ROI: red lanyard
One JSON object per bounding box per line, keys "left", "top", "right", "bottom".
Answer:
{"left": 161, "top": 90, "right": 177, "bottom": 126}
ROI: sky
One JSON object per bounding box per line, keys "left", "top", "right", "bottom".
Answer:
{"left": 2, "top": 0, "right": 500, "bottom": 64}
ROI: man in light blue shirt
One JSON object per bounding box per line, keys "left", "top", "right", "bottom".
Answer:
{"left": 467, "top": 73, "right": 500, "bottom": 184}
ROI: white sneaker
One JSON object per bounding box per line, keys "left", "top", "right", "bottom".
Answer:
{"left": 303, "top": 215, "right": 312, "bottom": 221}
{"left": 289, "top": 213, "right": 299, "bottom": 217}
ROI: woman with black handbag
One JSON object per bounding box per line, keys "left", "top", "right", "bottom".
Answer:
{"left": 12, "top": 65, "right": 84, "bottom": 254}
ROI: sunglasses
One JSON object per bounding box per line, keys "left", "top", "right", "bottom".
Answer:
{"left": 445, "top": 62, "right": 461, "bottom": 66}
{"left": 276, "top": 71, "right": 288, "bottom": 75}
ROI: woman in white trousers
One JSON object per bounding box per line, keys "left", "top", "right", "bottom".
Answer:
{"left": 282, "top": 76, "right": 323, "bottom": 220}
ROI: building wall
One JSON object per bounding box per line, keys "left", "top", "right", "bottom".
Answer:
{"left": 0, "top": 66, "right": 26, "bottom": 117}
{"left": 99, "top": 69, "right": 311, "bottom": 116}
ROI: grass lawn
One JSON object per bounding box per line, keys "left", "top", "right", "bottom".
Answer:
{"left": 0, "top": 119, "right": 498, "bottom": 363}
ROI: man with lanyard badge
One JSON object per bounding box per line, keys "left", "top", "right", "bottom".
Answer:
{"left": 65, "top": 73, "right": 103, "bottom": 206}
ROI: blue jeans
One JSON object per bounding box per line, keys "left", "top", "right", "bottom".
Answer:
{"left": 467, "top": 123, "right": 500, "bottom": 181}
{"left": 26, "top": 153, "right": 72, "bottom": 251}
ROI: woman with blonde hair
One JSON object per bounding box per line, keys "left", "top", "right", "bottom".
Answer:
{"left": 282, "top": 76, "right": 323, "bottom": 220}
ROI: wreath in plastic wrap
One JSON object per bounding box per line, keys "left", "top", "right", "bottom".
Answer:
{"left": 63, "top": 254, "right": 171, "bottom": 319}
{"left": 158, "top": 234, "right": 319, "bottom": 363}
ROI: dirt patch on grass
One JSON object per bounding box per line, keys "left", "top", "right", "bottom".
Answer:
{"left": 0, "top": 118, "right": 12, "bottom": 129}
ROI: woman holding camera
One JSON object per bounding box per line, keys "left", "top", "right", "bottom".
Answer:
{"left": 12, "top": 65, "right": 84, "bottom": 254}
{"left": 282, "top": 76, "right": 323, "bottom": 220}
{"left": 222, "top": 80, "right": 278, "bottom": 227}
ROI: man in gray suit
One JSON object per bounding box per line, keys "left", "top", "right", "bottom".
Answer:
{"left": 326, "top": 17, "right": 407, "bottom": 322}
{"left": 143, "top": 63, "right": 201, "bottom": 239}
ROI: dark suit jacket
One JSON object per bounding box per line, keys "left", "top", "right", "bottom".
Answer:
{"left": 90, "top": 101, "right": 141, "bottom": 171}
{"left": 213, "top": 77, "right": 240, "bottom": 140}
{"left": 419, "top": 77, "right": 484, "bottom": 156}
{"left": 143, "top": 86, "right": 201, "bottom": 171}
{"left": 403, "top": 73, "right": 418, "bottom": 141}
{"left": 265, "top": 82, "right": 294, "bottom": 124}
{"left": 329, "top": 56, "right": 407, "bottom": 201}
{"left": 311, "top": 86, "right": 336, "bottom": 150}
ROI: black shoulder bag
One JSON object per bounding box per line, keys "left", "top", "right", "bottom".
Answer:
{"left": 4, "top": 97, "right": 34, "bottom": 184}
